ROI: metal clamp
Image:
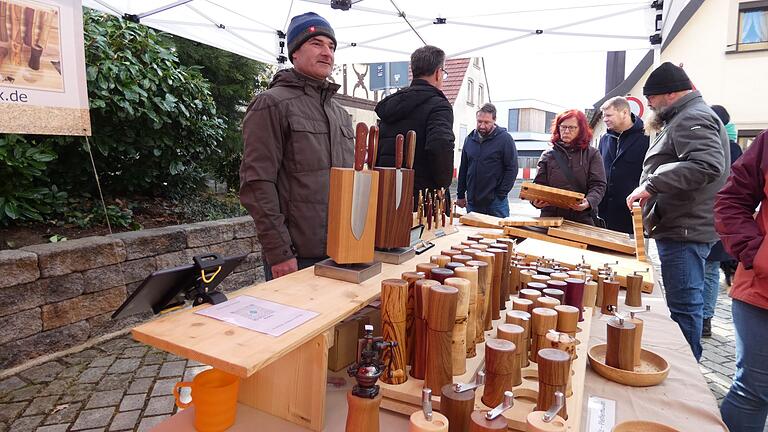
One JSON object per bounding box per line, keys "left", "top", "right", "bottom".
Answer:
{"left": 629, "top": 305, "right": 652, "bottom": 319}
{"left": 453, "top": 371, "right": 485, "bottom": 393}
{"left": 542, "top": 391, "right": 565, "bottom": 422}
{"left": 421, "top": 388, "right": 433, "bottom": 421}
{"left": 485, "top": 391, "right": 514, "bottom": 420}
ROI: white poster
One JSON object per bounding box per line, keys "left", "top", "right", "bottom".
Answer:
{"left": 0, "top": 0, "right": 90, "bottom": 135}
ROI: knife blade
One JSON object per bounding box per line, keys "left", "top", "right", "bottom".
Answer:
{"left": 426, "top": 191, "right": 433, "bottom": 231}
{"left": 395, "top": 134, "right": 404, "bottom": 210}
{"left": 351, "top": 122, "right": 370, "bottom": 241}
{"left": 368, "top": 125, "right": 379, "bottom": 169}
{"left": 405, "top": 130, "right": 416, "bottom": 169}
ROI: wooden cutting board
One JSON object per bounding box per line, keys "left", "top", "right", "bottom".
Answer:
{"left": 503, "top": 226, "right": 587, "bottom": 249}
{"left": 519, "top": 182, "right": 584, "bottom": 209}
{"left": 498, "top": 216, "right": 564, "bottom": 227}
{"left": 546, "top": 220, "right": 636, "bottom": 255}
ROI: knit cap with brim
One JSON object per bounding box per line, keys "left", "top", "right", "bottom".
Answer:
{"left": 643, "top": 62, "right": 693, "bottom": 96}
{"left": 287, "top": 12, "right": 336, "bottom": 61}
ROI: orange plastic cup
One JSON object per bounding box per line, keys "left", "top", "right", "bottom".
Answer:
{"left": 173, "top": 368, "right": 240, "bottom": 431}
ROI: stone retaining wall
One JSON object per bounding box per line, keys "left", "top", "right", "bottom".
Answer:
{"left": 0, "top": 216, "right": 263, "bottom": 370}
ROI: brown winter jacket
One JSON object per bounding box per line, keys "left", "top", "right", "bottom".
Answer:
{"left": 239, "top": 69, "right": 354, "bottom": 266}
{"left": 533, "top": 142, "right": 607, "bottom": 225}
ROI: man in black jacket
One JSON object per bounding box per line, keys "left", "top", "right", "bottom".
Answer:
{"left": 597, "top": 96, "right": 649, "bottom": 233}
{"left": 456, "top": 103, "right": 518, "bottom": 217}
{"left": 375, "top": 45, "right": 455, "bottom": 209}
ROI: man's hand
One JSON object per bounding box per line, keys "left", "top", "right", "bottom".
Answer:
{"left": 271, "top": 258, "right": 298, "bottom": 279}
{"left": 531, "top": 199, "right": 550, "bottom": 209}
{"left": 569, "top": 199, "right": 590, "bottom": 212}
{"left": 456, "top": 198, "right": 467, "bottom": 208}
{"left": 626, "top": 185, "right": 651, "bottom": 210}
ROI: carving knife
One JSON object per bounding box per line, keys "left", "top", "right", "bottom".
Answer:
{"left": 351, "top": 122, "right": 370, "bottom": 241}
{"left": 395, "top": 134, "right": 404, "bottom": 210}
{"left": 368, "top": 125, "right": 378, "bottom": 169}
{"left": 405, "top": 130, "right": 416, "bottom": 169}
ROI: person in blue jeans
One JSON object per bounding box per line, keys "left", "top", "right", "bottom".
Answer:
{"left": 714, "top": 129, "right": 768, "bottom": 432}
{"left": 456, "top": 103, "right": 518, "bottom": 218}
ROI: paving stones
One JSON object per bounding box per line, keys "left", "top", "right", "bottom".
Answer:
{"left": 144, "top": 396, "right": 175, "bottom": 416}
{"left": 157, "top": 360, "right": 185, "bottom": 378}
{"left": 107, "top": 359, "right": 140, "bottom": 375}
{"left": 118, "top": 393, "right": 145, "bottom": 412}
{"left": 71, "top": 407, "right": 114, "bottom": 430}
{"left": 84, "top": 390, "right": 123, "bottom": 410}
{"left": 108, "top": 410, "right": 140, "bottom": 431}
{"left": 77, "top": 367, "right": 107, "bottom": 384}
{"left": 150, "top": 379, "right": 178, "bottom": 397}
{"left": 136, "top": 415, "right": 170, "bottom": 432}
{"left": 18, "top": 362, "right": 64, "bottom": 384}
{"left": 42, "top": 401, "right": 82, "bottom": 425}
{"left": 8, "top": 414, "right": 43, "bottom": 432}
{"left": 22, "top": 396, "right": 58, "bottom": 416}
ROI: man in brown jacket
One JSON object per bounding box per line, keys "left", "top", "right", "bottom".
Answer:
{"left": 239, "top": 13, "right": 354, "bottom": 280}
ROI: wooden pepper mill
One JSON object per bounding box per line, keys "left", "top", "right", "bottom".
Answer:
{"left": 601, "top": 275, "right": 620, "bottom": 315}
{"left": 519, "top": 269, "right": 536, "bottom": 292}
{"left": 625, "top": 272, "right": 644, "bottom": 307}
{"left": 512, "top": 297, "right": 534, "bottom": 314}
{"left": 554, "top": 305, "right": 579, "bottom": 338}
{"left": 453, "top": 254, "right": 474, "bottom": 265}
{"left": 536, "top": 349, "right": 571, "bottom": 420}
{"left": 455, "top": 266, "right": 479, "bottom": 358}
{"left": 510, "top": 262, "right": 523, "bottom": 296}
{"left": 535, "top": 296, "right": 560, "bottom": 310}
{"left": 474, "top": 252, "right": 496, "bottom": 331}
{"left": 545, "top": 331, "right": 576, "bottom": 397}
{"left": 505, "top": 310, "right": 531, "bottom": 368}
{"left": 490, "top": 243, "right": 511, "bottom": 310}
{"left": 417, "top": 263, "right": 440, "bottom": 279}
{"left": 629, "top": 306, "right": 651, "bottom": 367}
{"left": 496, "top": 324, "right": 524, "bottom": 386}
{"left": 466, "top": 260, "right": 489, "bottom": 344}
{"left": 596, "top": 272, "right": 607, "bottom": 307}
{"left": 380, "top": 279, "right": 408, "bottom": 384}
{"left": 606, "top": 316, "right": 637, "bottom": 371}
{"left": 530, "top": 308, "right": 558, "bottom": 362}
{"left": 425, "top": 285, "right": 459, "bottom": 392}
{"left": 526, "top": 391, "right": 567, "bottom": 432}
{"left": 412, "top": 279, "right": 440, "bottom": 379}
{"left": 443, "top": 249, "right": 461, "bottom": 259}
{"left": 410, "top": 388, "right": 449, "bottom": 432}
{"left": 482, "top": 339, "right": 516, "bottom": 408}
{"left": 564, "top": 278, "right": 585, "bottom": 321}
{"left": 431, "top": 268, "right": 455, "bottom": 284}
{"left": 470, "top": 391, "right": 514, "bottom": 431}
{"left": 520, "top": 288, "right": 541, "bottom": 302}
{"left": 486, "top": 248, "right": 505, "bottom": 321}
{"left": 432, "top": 255, "right": 452, "bottom": 268}
{"left": 583, "top": 280, "right": 598, "bottom": 309}
{"left": 402, "top": 271, "right": 425, "bottom": 367}
{"left": 445, "top": 277, "right": 470, "bottom": 376}
{"left": 527, "top": 282, "right": 548, "bottom": 295}
{"left": 441, "top": 372, "right": 484, "bottom": 432}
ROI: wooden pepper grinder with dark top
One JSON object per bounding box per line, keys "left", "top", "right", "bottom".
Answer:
{"left": 606, "top": 316, "right": 636, "bottom": 371}
{"left": 412, "top": 279, "right": 440, "bottom": 379}
{"left": 441, "top": 372, "right": 484, "bottom": 432}
{"left": 380, "top": 279, "right": 408, "bottom": 384}
{"left": 481, "top": 339, "right": 516, "bottom": 408}
{"left": 425, "top": 285, "right": 459, "bottom": 392}
{"left": 536, "top": 348, "right": 571, "bottom": 420}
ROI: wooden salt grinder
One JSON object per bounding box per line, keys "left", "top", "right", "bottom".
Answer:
{"left": 445, "top": 277, "right": 471, "bottom": 375}
{"left": 346, "top": 391, "right": 381, "bottom": 432}
{"left": 474, "top": 252, "right": 496, "bottom": 331}
{"left": 583, "top": 280, "right": 598, "bottom": 309}
{"left": 412, "top": 279, "right": 440, "bottom": 379}
{"left": 431, "top": 268, "right": 455, "bottom": 284}
{"left": 550, "top": 272, "right": 569, "bottom": 282}
{"left": 535, "top": 296, "right": 560, "bottom": 310}
{"left": 606, "top": 316, "right": 637, "bottom": 371}
{"left": 425, "top": 285, "right": 459, "bottom": 392}
{"left": 596, "top": 272, "right": 607, "bottom": 307}
{"left": 380, "top": 279, "right": 408, "bottom": 384}
{"left": 497, "top": 239, "right": 518, "bottom": 294}
{"left": 453, "top": 254, "right": 474, "bottom": 265}
{"left": 520, "top": 288, "right": 541, "bottom": 302}
{"left": 443, "top": 249, "right": 461, "bottom": 259}
{"left": 441, "top": 378, "right": 480, "bottom": 432}
{"left": 490, "top": 243, "right": 511, "bottom": 309}
{"left": 527, "top": 282, "right": 548, "bottom": 295}
{"left": 629, "top": 307, "right": 650, "bottom": 368}
{"left": 486, "top": 248, "right": 505, "bottom": 321}
{"left": 455, "top": 266, "right": 479, "bottom": 358}
{"left": 601, "top": 277, "right": 620, "bottom": 315}
{"left": 481, "top": 339, "right": 516, "bottom": 408}
{"left": 554, "top": 305, "right": 579, "bottom": 338}
{"left": 446, "top": 262, "right": 465, "bottom": 273}
{"left": 526, "top": 391, "right": 567, "bottom": 432}
{"left": 544, "top": 283, "right": 566, "bottom": 303}
{"left": 519, "top": 269, "right": 536, "bottom": 292}
{"left": 467, "top": 260, "right": 490, "bottom": 344}
{"left": 537, "top": 348, "right": 571, "bottom": 420}
{"left": 496, "top": 323, "right": 524, "bottom": 386}
{"left": 402, "top": 271, "right": 425, "bottom": 367}
{"left": 509, "top": 262, "right": 522, "bottom": 296}
{"left": 564, "top": 278, "right": 585, "bottom": 321}
{"left": 530, "top": 308, "right": 558, "bottom": 363}
{"left": 505, "top": 310, "right": 531, "bottom": 368}
{"left": 545, "top": 332, "right": 576, "bottom": 397}
{"left": 625, "top": 273, "right": 644, "bottom": 307}
{"left": 470, "top": 392, "right": 514, "bottom": 431}
{"left": 431, "top": 255, "right": 452, "bottom": 268}
{"left": 512, "top": 297, "right": 534, "bottom": 315}
{"left": 410, "top": 388, "right": 449, "bottom": 432}
{"left": 417, "top": 263, "right": 440, "bottom": 280}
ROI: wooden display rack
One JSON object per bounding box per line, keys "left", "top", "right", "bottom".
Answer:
{"left": 547, "top": 221, "right": 636, "bottom": 255}
{"left": 378, "top": 308, "right": 593, "bottom": 431}
{"left": 519, "top": 182, "right": 584, "bottom": 209}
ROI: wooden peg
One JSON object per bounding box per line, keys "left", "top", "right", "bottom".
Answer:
{"left": 417, "top": 263, "right": 440, "bottom": 280}
{"left": 601, "top": 279, "right": 620, "bottom": 315}
{"left": 496, "top": 323, "right": 524, "bottom": 386}
{"left": 440, "top": 383, "right": 474, "bottom": 432}
{"left": 402, "top": 271, "right": 425, "bottom": 368}
{"left": 431, "top": 255, "right": 451, "bottom": 268}
{"left": 505, "top": 310, "right": 531, "bottom": 368}
{"left": 536, "top": 348, "right": 571, "bottom": 420}
{"left": 455, "top": 266, "right": 479, "bottom": 358}
{"left": 531, "top": 308, "right": 558, "bottom": 363}
{"left": 425, "top": 285, "right": 459, "bottom": 392}
{"left": 412, "top": 279, "right": 440, "bottom": 379}
{"left": 445, "top": 277, "right": 471, "bottom": 376}
{"left": 380, "top": 279, "right": 408, "bottom": 384}
{"left": 431, "top": 268, "right": 455, "bottom": 284}
{"left": 346, "top": 391, "right": 382, "bottom": 432}
{"left": 481, "top": 339, "right": 516, "bottom": 408}
{"left": 474, "top": 252, "right": 496, "bottom": 331}
{"left": 467, "top": 260, "right": 490, "bottom": 344}
{"left": 625, "top": 273, "right": 643, "bottom": 307}
{"left": 606, "top": 317, "right": 636, "bottom": 371}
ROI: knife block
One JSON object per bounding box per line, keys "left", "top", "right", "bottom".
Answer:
{"left": 374, "top": 167, "right": 414, "bottom": 249}
{"left": 326, "top": 167, "right": 379, "bottom": 264}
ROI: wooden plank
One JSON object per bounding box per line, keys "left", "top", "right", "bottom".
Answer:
{"left": 498, "top": 216, "right": 564, "bottom": 227}
{"left": 547, "top": 221, "right": 636, "bottom": 255}
{"left": 515, "top": 238, "right": 654, "bottom": 294}
{"left": 503, "top": 226, "right": 588, "bottom": 250}
{"left": 459, "top": 212, "right": 504, "bottom": 228}
{"left": 632, "top": 203, "right": 647, "bottom": 262}
{"left": 518, "top": 182, "right": 584, "bottom": 209}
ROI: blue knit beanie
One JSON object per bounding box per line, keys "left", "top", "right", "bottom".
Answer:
{"left": 286, "top": 12, "right": 336, "bottom": 61}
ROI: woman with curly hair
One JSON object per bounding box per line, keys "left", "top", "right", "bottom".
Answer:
{"left": 531, "top": 109, "right": 607, "bottom": 225}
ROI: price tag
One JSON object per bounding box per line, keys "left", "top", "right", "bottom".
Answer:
{"left": 586, "top": 396, "right": 616, "bottom": 432}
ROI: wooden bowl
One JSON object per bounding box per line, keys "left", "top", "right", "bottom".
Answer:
{"left": 588, "top": 343, "right": 670, "bottom": 387}
{"left": 612, "top": 420, "right": 681, "bottom": 431}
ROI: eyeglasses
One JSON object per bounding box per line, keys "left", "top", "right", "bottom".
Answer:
{"left": 441, "top": 67, "right": 449, "bottom": 80}
{"left": 559, "top": 125, "right": 579, "bottom": 132}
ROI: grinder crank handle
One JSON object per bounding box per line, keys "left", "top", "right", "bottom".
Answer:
{"left": 395, "top": 134, "right": 404, "bottom": 170}
{"left": 368, "top": 125, "right": 379, "bottom": 169}
{"left": 406, "top": 130, "right": 416, "bottom": 169}
{"left": 354, "top": 122, "right": 368, "bottom": 171}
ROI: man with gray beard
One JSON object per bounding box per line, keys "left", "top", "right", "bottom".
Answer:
{"left": 626, "top": 62, "right": 729, "bottom": 362}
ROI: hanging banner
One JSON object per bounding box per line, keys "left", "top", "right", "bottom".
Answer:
{"left": 0, "top": 0, "right": 90, "bottom": 135}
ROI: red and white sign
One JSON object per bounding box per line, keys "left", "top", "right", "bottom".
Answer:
{"left": 627, "top": 96, "right": 645, "bottom": 118}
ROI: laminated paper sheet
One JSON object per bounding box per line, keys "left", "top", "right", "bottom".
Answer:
{"left": 196, "top": 295, "right": 318, "bottom": 337}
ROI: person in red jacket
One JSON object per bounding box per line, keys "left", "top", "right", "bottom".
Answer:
{"left": 714, "top": 129, "right": 768, "bottom": 432}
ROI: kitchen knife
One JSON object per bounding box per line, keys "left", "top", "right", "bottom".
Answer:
{"left": 395, "top": 134, "right": 404, "bottom": 210}
{"left": 405, "top": 130, "right": 416, "bottom": 169}
{"left": 426, "top": 191, "right": 433, "bottom": 231}
{"left": 351, "top": 122, "right": 370, "bottom": 240}
{"left": 368, "top": 125, "right": 379, "bottom": 169}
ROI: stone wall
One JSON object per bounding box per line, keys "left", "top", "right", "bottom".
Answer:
{"left": 0, "top": 216, "right": 263, "bottom": 370}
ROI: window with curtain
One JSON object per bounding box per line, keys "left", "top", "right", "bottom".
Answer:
{"left": 478, "top": 84, "right": 484, "bottom": 105}
{"left": 738, "top": 4, "right": 768, "bottom": 51}
{"left": 467, "top": 79, "right": 474, "bottom": 105}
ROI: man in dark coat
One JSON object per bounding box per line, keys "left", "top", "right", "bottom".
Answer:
{"left": 375, "top": 45, "right": 455, "bottom": 209}
{"left": 597, "top": 96, "right": 650, "bottom": 234}
{"left": 456, "top": 103, "right": 518, "bottom": 217}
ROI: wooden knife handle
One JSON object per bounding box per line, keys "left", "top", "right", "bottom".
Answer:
{"left": 395, "top": 134, "right": 404, "bottom": 170}
{"left": 406, "top": 130, "right": 416, "bottom": 169}
{"left": 355, "top": 122, "right": 368, "bottom": 171}
{"left": 368, "top": 125, "right": 379, "bottom": 169}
